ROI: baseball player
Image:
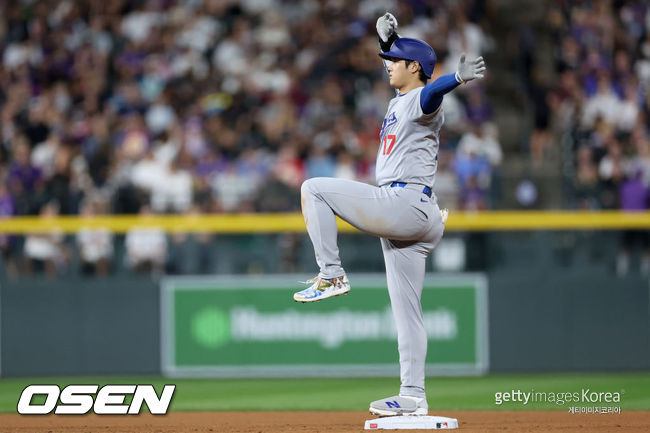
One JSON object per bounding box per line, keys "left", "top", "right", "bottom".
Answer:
{"left": 294, "top": 13, "right": 486, "bottom": 416}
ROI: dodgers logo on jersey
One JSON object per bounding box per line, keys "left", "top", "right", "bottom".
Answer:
{"left": 380, "top": 112, "right": 397, "bottom": 140}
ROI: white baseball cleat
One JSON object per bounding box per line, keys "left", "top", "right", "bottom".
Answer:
{"left": 369, "top": 395, "right": 428, "bottom": 417}
{"left": 293, "top": 274, "right": 350, "bottom": 303}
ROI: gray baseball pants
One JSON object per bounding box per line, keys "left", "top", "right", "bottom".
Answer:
{"left": 300, "top": 177, "right": 446, "bottom": 399}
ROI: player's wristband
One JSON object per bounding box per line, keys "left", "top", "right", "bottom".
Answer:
{"left": 378, "top": 32, "right": 400, "bottom": 52}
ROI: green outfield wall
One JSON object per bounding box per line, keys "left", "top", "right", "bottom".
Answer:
{"left": 0, "top": 267, "right": 648, "bottom": 377}
{"left": 0, "top": 277, "right": 161, "bottom": 376}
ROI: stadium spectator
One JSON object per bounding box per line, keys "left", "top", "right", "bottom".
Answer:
{"left": 125, "top": 205, "right": 167, "bottom": 274}
{"left": 597, "top": 137, "right": 626, "bottom": 210}
{"left": 8, "top": 137, "right": 43, "bottom": 215}
{"left": 454, "top": 122, "right": 502, "bottom": 210}
{"left": 23, "top": 201, "right": 66, "bottom": 277}
{"left": 616, "top": 168, "right": 650, "bottom": 277}
{"left": 76, "top": 196, "right": 113, "bottom": 276}
{"left": 0, "top": 181, "right": 17, "bottom": 277}
{"left": 574, "top": 145, "right": 599, "bottom": 210}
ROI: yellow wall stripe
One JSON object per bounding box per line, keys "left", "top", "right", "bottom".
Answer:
{"left": 0, "top": 211, "right": 648, "bottom": 233}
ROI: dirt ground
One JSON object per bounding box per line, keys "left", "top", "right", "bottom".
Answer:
{"left": 0, "top": 410, "right": 649, "bottom": 432}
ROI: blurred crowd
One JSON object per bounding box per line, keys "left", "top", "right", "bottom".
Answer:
{"left": 0, "top": 0, "right": 498, "bottom": 275}
{"left": 531, "top": 0, "right": 650, "bottom": 275}
{"left": 538, "top": 0, "right": 649, "bottom": 209}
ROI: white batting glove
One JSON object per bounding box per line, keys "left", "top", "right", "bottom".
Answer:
{"left": 455, "top": 54, "right": 487, "bottom": 83}
{"left": 376, "top": 12, "right": 398, "bottom": 43}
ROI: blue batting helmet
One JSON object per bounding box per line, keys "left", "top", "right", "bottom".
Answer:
{"left": 378, "top": 38, "right": 437, "bottom": 78}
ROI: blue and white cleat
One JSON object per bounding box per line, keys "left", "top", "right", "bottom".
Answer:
{"left": 293, "top": 275, "right": 350, "bottom": 303}
{"left": 369, "top": 395, "right": 429, "bottom": 417}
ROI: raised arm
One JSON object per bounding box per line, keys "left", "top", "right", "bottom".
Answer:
{"left": 376, "top": 12, "right": 399, "bottom": 80}
{"left": 377, "top": 12, "right": 400, "bottom": 53}
{"left": 420, "top": 54, "right": 487, "bottom": 114}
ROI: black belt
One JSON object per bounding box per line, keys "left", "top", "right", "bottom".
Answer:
{"left": 390, "top": 182, "right": 432, "bottom": 198}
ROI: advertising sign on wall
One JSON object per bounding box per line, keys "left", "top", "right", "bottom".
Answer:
{"left": 161, "top": 274, "right": 488, "bottom": 377}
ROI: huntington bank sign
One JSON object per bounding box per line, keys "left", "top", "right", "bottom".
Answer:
{"left": 200, "top": 306, "right": 458, "bottom": 349}
{"left": 161, "top": 274, "right": 489, "bottom": 377}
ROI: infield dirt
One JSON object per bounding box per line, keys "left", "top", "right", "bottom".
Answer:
{"left": 1, "top": 410, "right": 649, "bottom": 432}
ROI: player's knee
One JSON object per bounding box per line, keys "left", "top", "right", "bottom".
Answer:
{"left": 302, "top": 177, "right": 331, "bottom": 202}
{"left": 301, "top": 178, "right": 318, "bottom": 198}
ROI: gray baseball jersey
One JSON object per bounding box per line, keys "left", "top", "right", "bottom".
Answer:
{"left": 376, "top": 87, "right": 444, "bottom": 188}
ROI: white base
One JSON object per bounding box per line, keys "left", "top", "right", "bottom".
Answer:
{"left": 364, "top": 415, "right": 458, "bottom": 430}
